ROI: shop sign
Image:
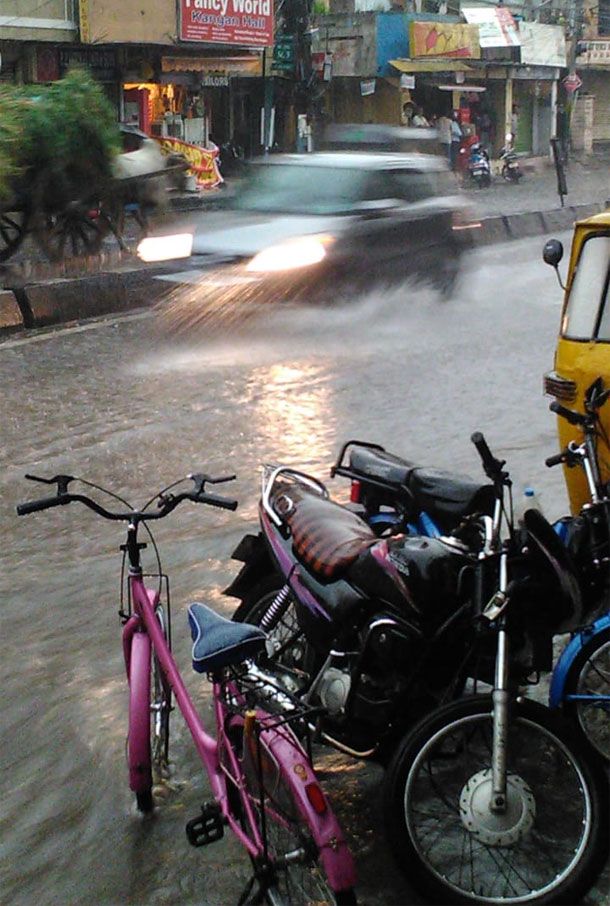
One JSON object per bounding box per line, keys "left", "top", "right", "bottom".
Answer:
{"left": 576, "top": 39, "right": 610, "bottom": 65}
{"left": 179, "top": 0, "right": 274, "bottom": 48}
{"left": 272, "top": 34, "right": 296, "bottom": 73}
{"left": 360, "top": 79, "right": 376, "bottom": 96}
{"left": 409, "top": 22, "right": 480, "bottom": 60}
{"left": 311, "top": 52, "right": 333, "bottom": 81}
{"left": 58, "top": 47, "right": 117, "bottom": 81}
{"left": 201, "top": 72, "right": 230, "bottom": 87}
{"left": 563, "top": 72, "right": 583, "bottom": 93}
{"left": 519, "top": 23, "right": 566, "bottom": 67}
{"left": 462, "top": 7, "right": 520, "bottom": 48}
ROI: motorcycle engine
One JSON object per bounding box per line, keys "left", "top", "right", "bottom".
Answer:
{"left": 317, "top": 666, "right": 352, "bottom": 717}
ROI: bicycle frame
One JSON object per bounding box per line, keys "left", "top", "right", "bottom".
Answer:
{"left": 122, "top": 551, "right": 355, "bottom": 889}
{"left": 123, "top": 572, "right": 264, "bottom": 854}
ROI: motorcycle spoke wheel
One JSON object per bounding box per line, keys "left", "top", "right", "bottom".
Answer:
{"left": 564, "top": 627, "right": 610, "bottom": 762}
{"left": 384, "top": 696, "right": 608, "bottom": 905}
{"left": 234, "top": 581, "right": 313, "bottom": 676}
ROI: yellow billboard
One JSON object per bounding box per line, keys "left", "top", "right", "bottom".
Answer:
{"left": 410, "top": 22, "right": 480, "bottom": 59}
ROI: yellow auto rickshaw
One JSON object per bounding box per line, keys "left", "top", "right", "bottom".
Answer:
{"left": 543, "top": 211, "right": 610, "bottom": 514}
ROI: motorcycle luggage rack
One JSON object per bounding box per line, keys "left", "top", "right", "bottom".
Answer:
{"left": 261, "top": 465, "right": 329, "bottom": 527}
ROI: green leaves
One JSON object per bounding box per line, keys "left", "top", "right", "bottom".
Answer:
{"left": 0, "top": 69, "right": 121, "bottom": 208}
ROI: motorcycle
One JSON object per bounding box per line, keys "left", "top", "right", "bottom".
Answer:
{"left": 382, "top": 434, "right": 608, "bottom": 906}
{"left": 545, "top": 378, "right": 610, "bottom": 762}
{"left": 467, "top": 141, "right": 491, "bottom": 188}
{"left": 500, "top": 132, "right": 522, "bottom": 182}
{"left": 227, "top": 436, "right": 609, "bottom": 904}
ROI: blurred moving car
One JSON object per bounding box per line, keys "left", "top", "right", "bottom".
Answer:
{"left": 138, "top": 149, "right": 479, "bottom": 302}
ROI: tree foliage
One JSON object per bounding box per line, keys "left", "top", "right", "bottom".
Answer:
{"left": 0, "top": 69, "right": 120, "bottom": 208}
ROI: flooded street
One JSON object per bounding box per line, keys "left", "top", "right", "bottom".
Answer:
{"left": 2, "top": 233, "right": 606, "bottom": 905}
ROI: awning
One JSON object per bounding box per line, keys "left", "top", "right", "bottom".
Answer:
{"left": 390, "top": 59, "right": 475, "bottom": 73}
{"left": 161, "top": 56, "right": 262, "bottom": 76}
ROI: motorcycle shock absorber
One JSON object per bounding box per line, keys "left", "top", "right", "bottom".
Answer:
{"left": 260, "top": 584, "right": 293, "bottom": 631}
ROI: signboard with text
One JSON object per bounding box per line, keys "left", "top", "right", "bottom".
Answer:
{"left": 179, "top": 0, "right": 274, "bottom": 48}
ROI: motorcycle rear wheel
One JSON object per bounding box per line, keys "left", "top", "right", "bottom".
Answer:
{"left": 383, "top": 695, "right": 609, "bottom": 905}
{"left": 232, "top": 574, "right": 318, "bottom": 679}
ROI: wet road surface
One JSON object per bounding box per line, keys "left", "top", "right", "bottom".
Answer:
{"left": 1, "top": 233, "right": 608, "bottom": 905}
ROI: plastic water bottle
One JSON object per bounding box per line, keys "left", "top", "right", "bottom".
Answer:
{"left": 514, "top": 485, "right": 544, "bottom": 525}
{"left": 523, "top": 486, "right": 544, "bottom": 515}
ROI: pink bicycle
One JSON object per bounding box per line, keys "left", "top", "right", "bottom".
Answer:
{"left": 17, "top": 471, "right": 357, "bottom": 905}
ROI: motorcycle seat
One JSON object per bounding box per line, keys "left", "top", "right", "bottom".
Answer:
{"left": 349, "top": 445, "right": 416, "bottom": 487}
{"left": 408, "top": 469, "right": 495, "bottom": 533}
{"left": 348, "top": 446, "right": 495, "bottom": 532}
{"left": 279, "top": 490, "right": 377, "bottom": 581}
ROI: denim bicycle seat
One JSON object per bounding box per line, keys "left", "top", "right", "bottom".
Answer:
{"left": 188, "top": 602, "right": 267, "bottom": 673}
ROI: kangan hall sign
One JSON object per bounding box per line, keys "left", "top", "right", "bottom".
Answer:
{"left": 179, "top": 0, "right": 274, "bottom": 47}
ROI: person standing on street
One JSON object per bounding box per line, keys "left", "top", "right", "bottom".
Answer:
{"left": 437, "top": 113, "right": 452, "bottom": 163}
{"left": 450, "top": 111, "right": 462, "bottom": 170}
{"left": 412, "top": 107, "right": 430, "bottom": 127}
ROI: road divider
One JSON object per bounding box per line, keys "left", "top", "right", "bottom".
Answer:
{"left": 0, "top": 200, "right": 605, "bottom": 334}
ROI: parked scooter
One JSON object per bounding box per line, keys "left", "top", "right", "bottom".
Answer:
{"left": 500, "top": 132, "right": 522, "bottom": 181}
{"left": 545, "top": 378, "right": 610, "bottom": 762}
{"left": 467, "top": 141, "right": 491, "bottom": 188}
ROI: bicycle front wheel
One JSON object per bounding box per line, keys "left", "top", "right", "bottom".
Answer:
{"left": 235, "top": 717, "right": 356, "bottom": 905}
{"left": 128, "top": 610, "right": 171, "bottom": 814}
{"left": 383, "top": 695, "right": 609, "bottom": 905}
{"left": 563, "top": 625, "right": 610, "bottom": 762}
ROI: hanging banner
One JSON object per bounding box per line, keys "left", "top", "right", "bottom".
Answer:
{"left": 155, "top": 136, "right": 223, "bottom": 189}
{"left": 410, "top": 22, "right": 480, "bottom": 59}
{"left": 179, "top": 0, "right": 274, "bottom": 48}
{"left": 462, "top": 7, "right": 520, "bottom": 48}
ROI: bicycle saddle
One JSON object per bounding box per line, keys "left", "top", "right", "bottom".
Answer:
{"left": 188, "top": 602, "right": 266, "bottom": 673}
{"left": 276, "top": 490, "right": 377, "bottom": 581}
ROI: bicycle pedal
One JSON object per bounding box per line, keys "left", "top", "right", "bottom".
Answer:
{"left": 185, "top": 802, "right": 224, "bottom": 847}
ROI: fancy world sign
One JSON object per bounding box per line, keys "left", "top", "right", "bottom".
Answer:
{"left": 179, "top": 0, "right": 274, "bottom": 47}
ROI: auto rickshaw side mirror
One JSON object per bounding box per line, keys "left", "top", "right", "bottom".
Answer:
{"left": 543, "top": 238, "right": 566, "bottom": 289}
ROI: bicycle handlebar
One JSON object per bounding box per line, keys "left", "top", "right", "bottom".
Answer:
{"left": 16, "top": 475, "right": 238, "bottom": 520}
{"left": 549, "top": 400, "right": 587, "bottom": 427}
{"left": 545, "top": 451, "right": 566, "bottom": 468}
{"left": 16, "top": 496, "right": 70, "bottom": 516}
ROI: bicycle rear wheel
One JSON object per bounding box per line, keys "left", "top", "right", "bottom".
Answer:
{"left": 232, "top": 716, "right": 356, "bottom": 905}
{"left": 563, "top": 625, "right": 610, "bottom": 762}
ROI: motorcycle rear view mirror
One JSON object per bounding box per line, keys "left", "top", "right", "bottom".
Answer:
{"left": 542, "top": 238, "right": 565, "bottom": 289}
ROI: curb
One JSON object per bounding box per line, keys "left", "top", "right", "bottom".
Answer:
{"left": 475, "top": 200, "right": 604, "bottom": 246}
{"left": 0, "top": 199, "right": 605, "bottom": 335}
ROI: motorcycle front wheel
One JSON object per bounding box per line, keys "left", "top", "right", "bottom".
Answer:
{"left": 562, "top": 625, "right": 610, "bottom": 763}
{"left": 383, "top": 695, "right": 609, "bottom": 905}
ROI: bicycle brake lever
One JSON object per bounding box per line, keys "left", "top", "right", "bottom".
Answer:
{"left": 25, "top": 473, "right": 74, "bottom": 493}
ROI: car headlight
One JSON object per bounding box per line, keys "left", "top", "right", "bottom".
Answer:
{"left": 246, "top": 234, "right": 335, "bottom": 274}
{"left": 137, "top": 233, "right": 193, "bottom": 262}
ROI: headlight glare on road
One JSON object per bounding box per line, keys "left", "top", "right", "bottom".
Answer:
{"left": 246, "top": 235, "right": 334, "bottom": 273}
{"left": 137, "top": 233, "right": 194, "bottom": 262}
